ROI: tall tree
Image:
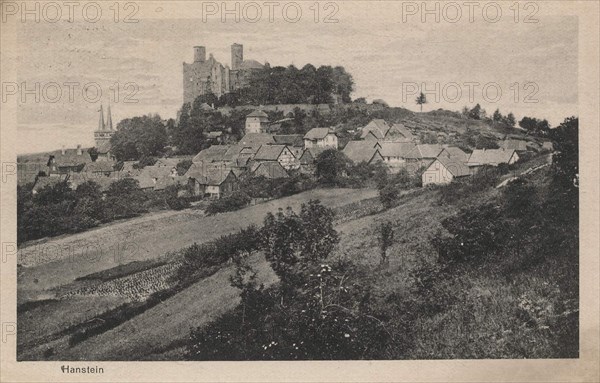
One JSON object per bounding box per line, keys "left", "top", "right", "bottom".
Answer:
{"left": 110, "top": 114, "right": 167, "bottom": 161}
{"left": 415, "top": 92, "right": 427, "bottom": 112}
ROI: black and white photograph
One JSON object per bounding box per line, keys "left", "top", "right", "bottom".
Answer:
{"left": 1, "top": 1, "right": 598, "bottom": 382}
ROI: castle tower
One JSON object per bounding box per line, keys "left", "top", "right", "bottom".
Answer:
{"left": 194, "top": 46, "right": 206, "bottom": 62}
{"left": 231, "top": 43, "right": 243, "bottom": 70}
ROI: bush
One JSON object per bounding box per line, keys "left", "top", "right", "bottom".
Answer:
{"left": 205, "top": 191, "right": 251, "bottom": 215}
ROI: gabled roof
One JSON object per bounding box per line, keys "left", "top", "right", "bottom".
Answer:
{"left": 254, "top": 145, "right": 291, "bottom": 161}
{"left": 154, "top": 175, "right": 185, "bottom": 191}
{"left": 239, "top": 133, "right": 275, "bottom": 147}
{"left": 467, "top": 149, "right": 517, "bottom": 166}
{"left": 51, "top": 149, "right": 93, "bottom": 167}
{"left": 192, "top": 145, "right": 231, "bottom": 164}
{"left": 304, "top": 128, "right": 334, "bottom": 140}
{"left": 299, "top": 147, "right": 328, "bottom": 164}
{"left": 405, "top": 144, "right": 444, "bottom": 159}
{"left": 432, "top": 156, "right": 471, "bottom": 177}
{"left": 246, "top": 109, "right": 269, "bottom": 118}
{"left": 273, "top": 134, "right": 304, "bottom": 147}
{"left": 384, "top": 123, "right": 414, "bottom": 142}
{"left": 342, "top": 141, "right": 382, "bottom": 164}
{"left": 84, "top": 161, "right": 116, "bottom": 173}
{"left": 441, "top": 147, "right": 469, "bottom": 163}
{"left": 378, "top": 142, "right": 417, "bottom": 158}
{"left": 185, "top": 164, "right": 236, "bottom": 186}
{"left": 252, "top": 161, "right": 289, "bottom": 179}
{"left": 360, "top": 119, "right": 390, "bottom": 139}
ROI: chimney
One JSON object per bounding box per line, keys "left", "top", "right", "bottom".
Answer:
{"left": 61, "top": 145, "right": 66, "bottom": 155}
{"left": 194, "top": 46, "right": 206, "bottom": 62}
{"left": 77, "top": 144, "right": 82, "bottom": 155}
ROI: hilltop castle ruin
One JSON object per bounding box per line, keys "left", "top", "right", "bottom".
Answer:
{"left": 183, "top": 43, "right": 265, "bottom": 105}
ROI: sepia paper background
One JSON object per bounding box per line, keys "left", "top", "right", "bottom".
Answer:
{"left": 1, "top": 1, "right": 598, "bottom": 381}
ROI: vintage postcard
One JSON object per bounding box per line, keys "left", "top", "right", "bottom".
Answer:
{"left": 1, "top": 1, "right": 598, "bottom": 382}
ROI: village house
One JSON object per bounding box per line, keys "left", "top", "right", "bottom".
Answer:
{"left": 253, "top": 144, "right": 298, "bottom": 170}
{"left": 273, "top": 134, "right": 304, "bottom": 157}
{"left": 83, "top": 161, "right": 118, "bottom": 178}
{"left": 342, "top": 141, "right": 384, "bottom": 165}
{"left": 303, "top": 128, "right": 338, "bottom": 149}
{"left": 47, "top": 145, "right": 93, "bottom": 175}
{"left": 403, "top": 144, "right": 445, "bottom": 169}
{"left": 439, "top": 146, "right": 469, "bottom": 163}
{"left": 251, "top": 161, "right": 289, "bottom": 179}
{"left": 245, "top": 109, "right": 270, "bottom": 134}
{"left": 466, "top": 148, "right": 519, "bottom": 173}
{"left": 360, "top": 119, "right": 390, "bottom": 140}
{"left": 383, "top": 123, "right": 415, "bottom": 142}
{"left": 422, "top": 155, "right": 471, "bottom": 186}
{"left": 185, "top": 163, "right": 239, "bottom": 199}
{"left": 298, "top": 147, "right": 327, "bottom": 173}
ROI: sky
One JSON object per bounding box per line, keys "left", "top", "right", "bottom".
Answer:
{"left": 8, "top": 1, "right": 578, "bottom": 153}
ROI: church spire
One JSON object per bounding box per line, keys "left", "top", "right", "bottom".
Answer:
{"left": 106, "top": 104, "right": 113, "bottom": 131}
{"left": 98, "top": 105, "right": 105, "bottom": 131}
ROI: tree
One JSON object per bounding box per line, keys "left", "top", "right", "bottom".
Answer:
{"left": 519, "top": 116, "right": 551, "bottom": 136}
{"left": 111, "top": 114, "right": 168, "bottom": 161}
{"left": 492, "top": 109, "right": 503, "bottom": 122}
{"left": 504, "top": 112, "right": 516, "bottom": 127}
{"left": 468, "top": 104, "right": 482, "bottom": 120}
{"left": 315, "top": 149, "right": 351, "bottom": 186}
{"left": 415, "top": 92, "right": 427, "bottom": 112}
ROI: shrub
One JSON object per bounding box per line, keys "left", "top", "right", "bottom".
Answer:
{"left": 205, "top": 191, "right": 251, "bottom": 215}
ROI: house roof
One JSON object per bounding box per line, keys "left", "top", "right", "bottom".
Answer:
{"left": 239, "top": 133, "right": 275, "bottom": 147}
{"left": 239, "top": 60, "right": 264, "bottom": 70}
{"left": 467, "top": 149, "right": 516, "bottom": 166}
{"left": 192, "top": 145, "right": 231, "bottom": 163}
{"left": 69, "top": 172, "right": 118, "bottom": 191}
{"left": 442, "top": 147, "right": 469, "bottom": 162}
{"left": 384, "top": 124, "right": 414, "bottom": 142}
{"left": 273, "top": 134, "right": 304, "bottom": 147}
{"left": 254, "top": 145, "right": 291, "bottom": 161}
{"left": 432, "top": 156, "right": 471, "bottom": 177}
{"left": 185, "top": 164, "right": 236, "bottom": 186}
{"left": 342, "top": 141, "right": 382, "bottom": 164}
{"left": 360, "top": 119, "right": 389, "bottom": 140}
{"left": 83, "top": 161, "right": 116, "bottom": 173}
{"left": 252, "top": 161, "right": 289, "bottom": 179}
{"left": 304, "top": 128, "right": 334, "bottom": 140}
{"left": 154, "top": 175, "right": 185, "bottom": 191}
{"left": 405, "top": 144, "right": 444, "bottom": 159}
{"left": 51, "top": 149, "right": 93, "bottom": 167}
{"left": 299, "top": 147, "right": 328, "bottom": 164}
{"left": 378, "top": 142, "right": 417, "bottom": 158}
{"left": 501, "top": 139, "right": 528, "bottom": 151}
{"left": 246, "top": 109, "right": 269, "bottom": 118}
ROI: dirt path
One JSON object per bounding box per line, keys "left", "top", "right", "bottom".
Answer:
{"left": 18, "top": 188, "right": 377, "bottom": 299}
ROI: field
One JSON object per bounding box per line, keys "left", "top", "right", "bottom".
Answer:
{"left": 17, "top": 156, "right": 577, "bottom": 361}
{"left": 17, "top": 187, "right": 377, "bottom": 360}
